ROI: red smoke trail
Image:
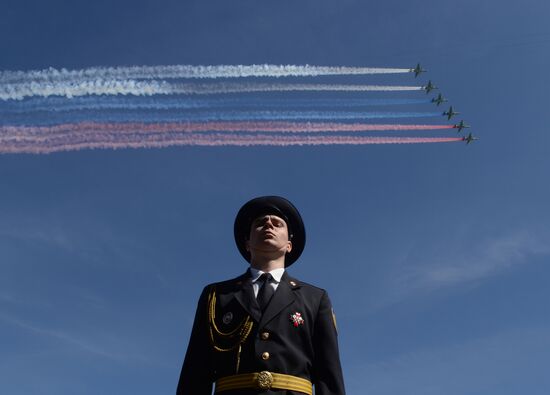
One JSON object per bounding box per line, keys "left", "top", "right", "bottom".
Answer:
{"left": 0, "top": 131, "right": 463, "bottom": 154}
{"left": 0, "top": 121, "right": 456, "bottom": 136}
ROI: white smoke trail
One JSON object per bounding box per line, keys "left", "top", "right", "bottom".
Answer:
{"left": 0, "top": 64, "right": 412, "bottom": 84}
{"left": 0, "top": 80, "right": 167, "bottom": 101}
{"left": 0, "top": 80, "right": 424, "bottom": 101}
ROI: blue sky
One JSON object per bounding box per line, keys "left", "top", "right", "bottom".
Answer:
{"left": 1, "top": 0, "right": 550, "bottom": 394}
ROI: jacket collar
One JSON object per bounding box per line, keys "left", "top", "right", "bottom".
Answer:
{"left": 217, "top": 271, "right": 301, "bottom": 325}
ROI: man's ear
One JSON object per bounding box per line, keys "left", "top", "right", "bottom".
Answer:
{"left": 286, "top": 240, "right": 292, "bottom": 253}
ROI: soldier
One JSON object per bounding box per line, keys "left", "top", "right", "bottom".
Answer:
{"left": 177, "top": 196, "right": 345, "bottom": 395}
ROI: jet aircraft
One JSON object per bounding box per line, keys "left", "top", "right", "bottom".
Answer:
{"left": 453, "top": 120, "right": 470, "bottom": 133}
{"left": 431, "top": 93, "right": 447, "bottom": 106}
{"left": 424, "top": 80, "right": 437, "bottom": 94}
{"left": 411, "top": 63, "right": 426, "bottom": 77}
{"left": 443, "top": 106, "right": 459, "bottom": 120}
{"left": 463, "top": 133, "right": 479, "bottom": 144}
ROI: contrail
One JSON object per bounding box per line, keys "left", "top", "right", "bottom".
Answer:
{"left": 0, "top": 64, "right": 412, "bottom": 84}
{"left": 0, "top": 131, "right": 464, "bottom": 154}
{"left": 1, "top": 111, "right": 442, "bottom": 126}
{"left": 0, "top": 122, "right": 457, "bottom": 137}
{"left": 0, "top": 80, "right": 424, "bottom": 101}
{"left": 0, "top": 97, "right": 430, "bottom": 113}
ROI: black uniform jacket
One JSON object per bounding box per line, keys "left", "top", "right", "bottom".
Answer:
{"left": 177, "top": 271, "right": 345, "bottom": 395}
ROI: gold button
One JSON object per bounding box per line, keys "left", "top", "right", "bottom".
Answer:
{"left": 261, "top": 332, "right": 270, "bottom": 340}
{"left": 261, "top": 352, "right": 270, "bottom": 360}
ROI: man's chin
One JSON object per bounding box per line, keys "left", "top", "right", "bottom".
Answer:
{"left": 251, "top": 243, "right": 287, "bottom": 254}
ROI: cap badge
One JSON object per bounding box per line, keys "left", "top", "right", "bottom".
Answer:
{"left": 290, "top": 312, "right": 304, "bottom": 327}
{"left": 222, "top": 312, "right": 234, "bottom": 325}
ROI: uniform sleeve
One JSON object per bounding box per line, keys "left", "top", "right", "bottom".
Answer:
{"left": 176, "top": 286, "right": 215, "bottom": 395}
{"left": 312, "top": 290, "right": 346, "bottom": 395}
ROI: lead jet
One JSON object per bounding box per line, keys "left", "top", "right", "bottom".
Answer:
{"left": 411, "top": 63, "right": 427, "bottom": 77}
{"left": 424, "top": 80, "right": 437, "bottom": 94}
{"left": 443, "top": 106, "right": 459, "bottom": 120}
{"left": 431, "top": 93, "right": 447, "bottom": 106}
{"left": 463, "top": 133, "right": 479, "bottom": 144}
{"left": 453, "top": 120, "right": 470, "bottom": 133}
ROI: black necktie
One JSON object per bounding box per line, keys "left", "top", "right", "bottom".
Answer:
{"left": 257, "top": 273, "right": 275, "bottom": 311}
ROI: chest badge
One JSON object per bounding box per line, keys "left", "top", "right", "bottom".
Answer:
{"left": 290, "top": 312, "right": 305, "bottom": 327}
{"left": 222, "top": 312, "right": 234, "bottom": 325}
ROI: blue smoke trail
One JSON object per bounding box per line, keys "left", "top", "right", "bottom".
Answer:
{"left": 1, "top": 110, "right": 442, "bottom": 126}
{"left": 0, "top": 96, "right": 430, "bottom": 113}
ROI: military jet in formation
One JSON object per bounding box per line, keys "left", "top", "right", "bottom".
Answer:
{"left": 424, "top": 80, "right": 437, "bottom": 94}
{"left": 412, "top": 63, "right": 427, "bottom": 78}
{"left": 411, "top": 63, "right": 435, "bottom": 93}
{"left": 443, "top": 106, "right": 460, "bottom": 120}
{"left": 413, "top": 62, "right": 476, "bottom": 144}
{"left": 453, "top": 120, "right": 470, "bottom": 133}
{"left": 431, "top": 93, "right": 447, "bottom": 106}
{"left": 463, "top": 133, "right": 479, "bottom": 144}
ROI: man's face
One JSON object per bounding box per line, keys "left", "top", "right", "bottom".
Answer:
{"left": 247, "top": 214, "right": 292, "bottom": 256}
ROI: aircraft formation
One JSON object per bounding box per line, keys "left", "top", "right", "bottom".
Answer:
{"left": 411, "top": 63, "right": 477, "bottom": 145}
{"left": 0, "top": 63, "right": 478, "bottom": 153}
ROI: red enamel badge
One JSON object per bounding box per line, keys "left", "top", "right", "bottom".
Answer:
{"left": 290, "top": 312, "right": 304, "bottom": 327}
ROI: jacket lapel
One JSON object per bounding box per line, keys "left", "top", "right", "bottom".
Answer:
{"left": 259, "top": 272, "right": 296, "bottom": 328}
{"left": 224, "top": 273, "right": 262, "bottom": 323}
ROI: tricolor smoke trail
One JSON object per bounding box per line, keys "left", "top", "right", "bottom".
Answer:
{"left": 0, "top": 63, "right": 467, "bottom": 154}
{"left": 0, "top": 81, "right": 424, "bottom": 101}
{"left": 0, "top": 64, "right": 413, "bottom": 84}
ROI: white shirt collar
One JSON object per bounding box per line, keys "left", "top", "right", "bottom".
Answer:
{"left": 249, "top": 267, "right": 285, "bottom": 283}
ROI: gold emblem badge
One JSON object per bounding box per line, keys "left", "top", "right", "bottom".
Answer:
{"left": 257, "top": 371, "right": 274, "bottom": 389}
